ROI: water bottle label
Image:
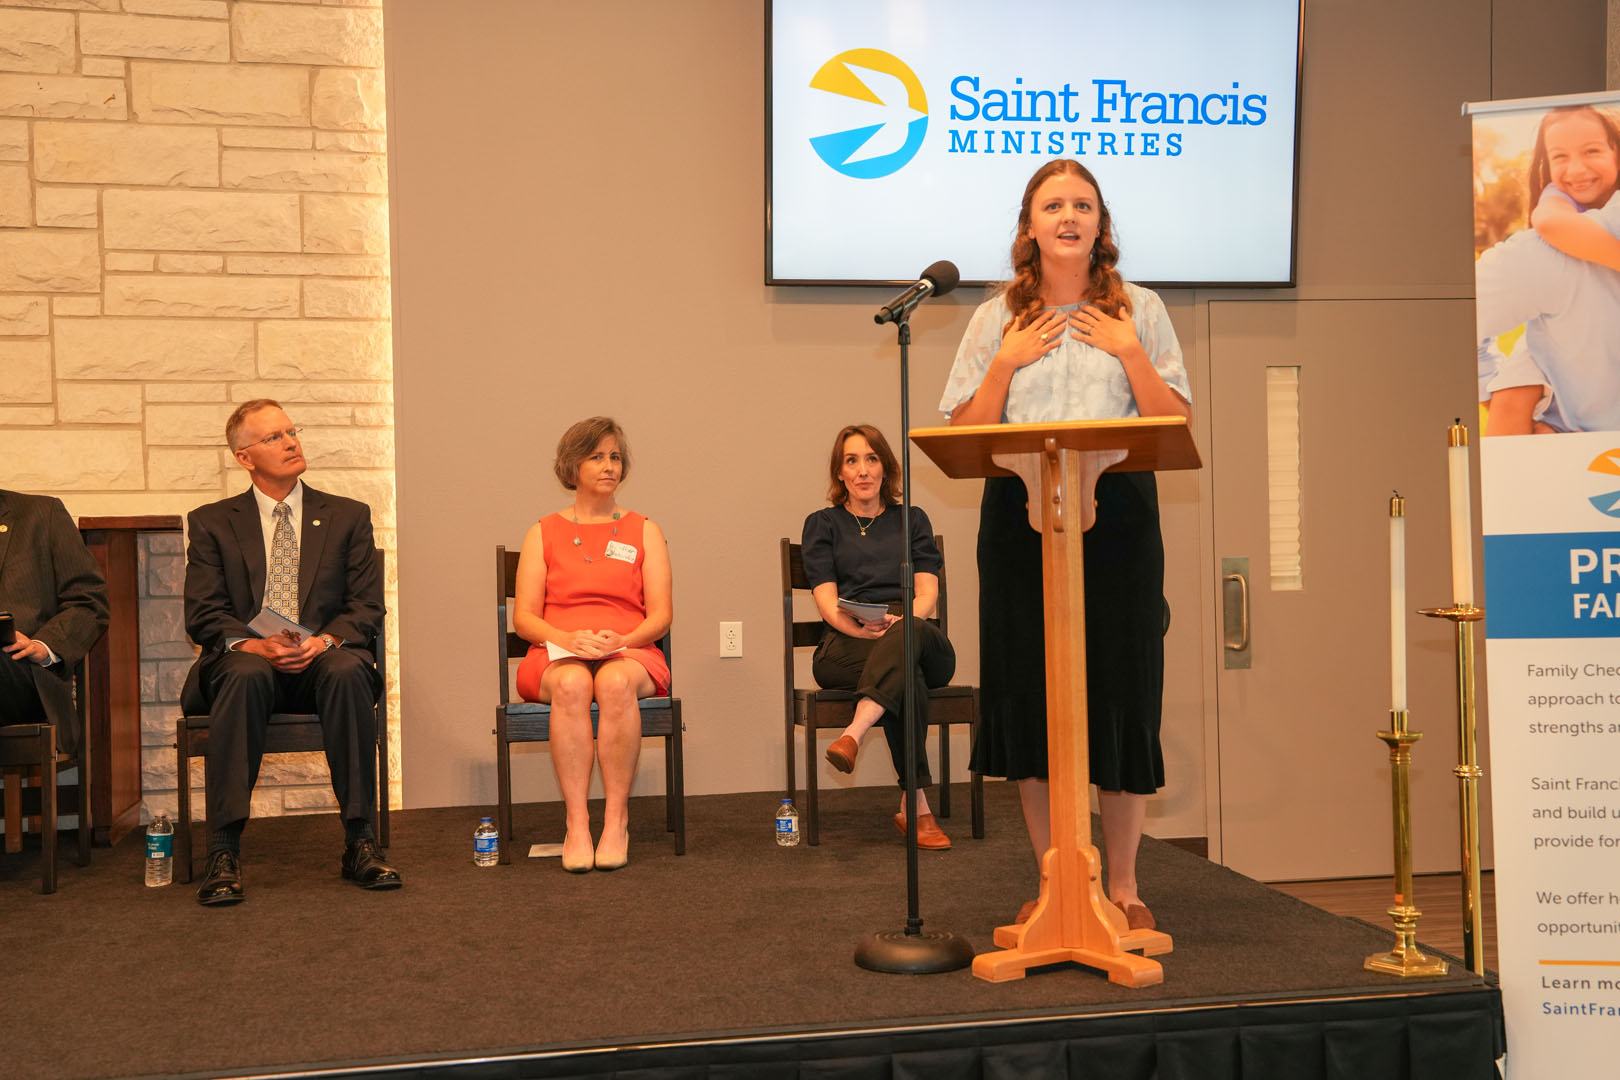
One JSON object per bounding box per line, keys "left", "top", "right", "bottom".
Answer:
{"left": 776, "top": 818, "right": 795, "bottom": 834}
{"left": 475, "top": 837, "right": 497, "bottom": 854}
{"left": 146, "top": 833, "right": 172, "bottom": 859}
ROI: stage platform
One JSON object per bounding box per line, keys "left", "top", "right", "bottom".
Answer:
{"left": 2, "top": 783, "right": 1502, "bottom": 1079}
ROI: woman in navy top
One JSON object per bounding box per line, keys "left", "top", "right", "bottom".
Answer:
{"left": 800, "top": 424, "right": 958, "bottom": 849}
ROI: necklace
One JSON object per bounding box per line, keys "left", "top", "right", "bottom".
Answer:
{"left": 848, "top": 506, "right": 882, "bottom": 536}
{"left": 570, "top": 510, "right": 621, "bottom": 563}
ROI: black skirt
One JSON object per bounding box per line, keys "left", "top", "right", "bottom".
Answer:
{"left": 970, "top": 471, "right": 1165, "bottom": 793}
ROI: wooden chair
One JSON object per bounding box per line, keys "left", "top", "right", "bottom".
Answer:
{"left": 173, "top": 551, "right": 391, "bottom": 884}
{"left": 781, "top": 535, "right": 984, "bottom": 846}
{"left": 0, "top": 658, "right": 92, "bottom": 894}
{"left": 493, "top": 545, "right": 686, "bottom": 863}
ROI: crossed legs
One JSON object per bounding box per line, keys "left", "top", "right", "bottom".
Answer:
{"left": 539, "top": 656, "right": 653, "bottom": 870}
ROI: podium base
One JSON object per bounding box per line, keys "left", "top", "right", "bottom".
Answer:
{"left": 854, "top": 929, "right": 976, "bottom": 974}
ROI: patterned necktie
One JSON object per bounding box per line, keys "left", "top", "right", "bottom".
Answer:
{"left": 266, "top": 501, "right": 299, "bottom": 621}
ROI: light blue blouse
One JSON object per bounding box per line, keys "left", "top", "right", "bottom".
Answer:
{"left": 1474, "top": 197, "right": 1620, "bottom": 434}
{"left": 939, "top": 282, "right": 1191, "bottom": 423}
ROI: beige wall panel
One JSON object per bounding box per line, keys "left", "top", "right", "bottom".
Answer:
{"left": 382, "top": 0, "right": 1604, "bottom": 872}
{"left": 382, "top": 0, "right": 1210, "bottom": 838}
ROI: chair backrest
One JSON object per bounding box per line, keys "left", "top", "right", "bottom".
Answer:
{"left": 779, "top": 534, "right": 951, "bottom": 703}
{"left": 495, "top": 544, "right": 673, "bottom": 705}
{"left": 370, "top": 549, "right": 387, "bottom": 724}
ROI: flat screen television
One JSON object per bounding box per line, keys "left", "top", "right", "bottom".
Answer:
{"left": 767, "top": 0, "right": 1304, "bottom": 287}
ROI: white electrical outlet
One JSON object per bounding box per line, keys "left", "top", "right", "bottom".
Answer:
{"left": 719, "top": 621, "right": 742, "bottom": 657}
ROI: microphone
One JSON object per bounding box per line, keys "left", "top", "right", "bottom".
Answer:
{"left": 873, "top": 260, "right": 959, "bottom": 325}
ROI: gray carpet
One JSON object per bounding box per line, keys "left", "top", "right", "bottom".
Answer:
{"left": 0, "top": 782, "right": 1492, "bottom": 1079}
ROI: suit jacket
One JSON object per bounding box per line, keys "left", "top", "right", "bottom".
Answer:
{"left": 0, "top": 489, "right": 110, "bottom": 753}
{"left": 181, "top": 483, "right": 385, "bottom": 715}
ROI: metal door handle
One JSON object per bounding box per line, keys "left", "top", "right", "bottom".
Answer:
{"left": 1223, "top": 572, "right": 1249, "bottom": 652}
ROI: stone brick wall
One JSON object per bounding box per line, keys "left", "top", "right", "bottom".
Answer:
{"left": 0, "top": 0, "right": 398, "bottom": 822}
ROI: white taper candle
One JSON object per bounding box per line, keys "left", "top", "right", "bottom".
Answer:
{"left": 1447, "top": 421, "right": 1473, "bottom": 606}
{"left": 1390, "top": 494, "right": 1406, "bottom": 712}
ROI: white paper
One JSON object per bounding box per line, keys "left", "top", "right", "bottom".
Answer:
{"left": 247, "top": 606, "right": 314, "bottom": 642}
{"left": 837, "top": 597, "right": 889, "bottom": 622}
{"left": 528, "top": 842, "right": 563, "bottom": 859}
{"left": 545, "top": 641, "right": 626, "bottom": 661}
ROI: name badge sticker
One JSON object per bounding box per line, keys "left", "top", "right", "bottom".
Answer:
{"left": 604, "top": 540, "right": 638, "bottom": 564}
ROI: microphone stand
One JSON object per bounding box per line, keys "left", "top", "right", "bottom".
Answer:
{"left": 854, "top": 310, "right": 975, "bottom": 975}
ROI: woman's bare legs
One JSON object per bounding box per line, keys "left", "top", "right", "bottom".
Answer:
{"left": 591, "top": 658, "right": 654, "bottom": 868}
{"left": 538, "top": 660, "right": 597, "bottom": 871}
{"left": 897, "top": 788, "right": 933, "bottom": 816}
{"left": 835, "top": 696, "right": 884, "bottom": 749}
{"left": 1097, "top": 789, "right": 1147, "bottom": 909}
{"left": 1018, "top": 777, "right": 1051, "bottom": 863}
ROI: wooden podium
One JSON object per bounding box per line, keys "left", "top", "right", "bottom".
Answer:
{"left": 910, "top": 418, "right": 1201, "bottom": 986}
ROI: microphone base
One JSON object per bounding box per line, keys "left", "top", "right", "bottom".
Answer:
{"left": 854, "top": 928, "right": 976, "bottom": 975}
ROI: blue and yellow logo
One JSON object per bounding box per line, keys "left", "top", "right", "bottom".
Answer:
{"left": 808, "top": 49, "right": 927, "bottom": 179}
{"left": 1588, "top": 448, "right": 1620, "bottom": 518}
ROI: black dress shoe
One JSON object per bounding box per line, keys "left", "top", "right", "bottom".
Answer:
{"left": 341, "top": 838, "right": 402, "bottom": 890}
{"left": 197, "top": 849, "right": 244, "bottom": 907}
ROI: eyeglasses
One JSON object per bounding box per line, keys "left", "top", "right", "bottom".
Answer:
{"left": 239, "top": 427, "right": 301, "bottom": 451}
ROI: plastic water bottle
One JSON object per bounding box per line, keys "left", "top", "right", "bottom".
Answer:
{"left": 473, "top": 816, "right": 499, "bottom": 866}
{"left": 145, "top": 811, "right": 173, "bottom": 887}
{"left": 775, "top": 798, "right": 800, "bottom": 847}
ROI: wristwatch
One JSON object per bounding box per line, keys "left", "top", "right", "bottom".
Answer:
{"left": 319, "top": 634, "right": 338, "bottom": 652}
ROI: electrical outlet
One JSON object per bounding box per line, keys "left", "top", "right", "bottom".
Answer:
{"left": 719, "top": 621, "right": 742, "bottom": 658}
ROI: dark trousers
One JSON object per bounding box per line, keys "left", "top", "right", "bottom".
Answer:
{"left": 201, "top": 647, "right": 379, "bottom": 830}
{"left": 0, "top": 657, "right": 47, "bottom": 725}
{"left": 812, "top": 617, "right": 955, "bottom": 790}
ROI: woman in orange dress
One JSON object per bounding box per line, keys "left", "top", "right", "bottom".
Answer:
{"left": 513, "top": 417, "right": 672, "bottom": 873}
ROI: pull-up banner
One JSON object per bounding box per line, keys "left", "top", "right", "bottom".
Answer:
{"left": 1467, "top": 90, "right": 1620, "bottom": 1080}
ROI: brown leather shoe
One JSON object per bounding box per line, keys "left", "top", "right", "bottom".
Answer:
{"left": 825, "top": 734, "right": 859, "bottom": 773}
{"left": 893, "top": 810, "right": 951, "bottom": 850}
{"left": 1124, "top": 903, "right": 1156, "bottom": 931}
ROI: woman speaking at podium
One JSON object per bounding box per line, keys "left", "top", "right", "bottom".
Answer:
{"left": 938, "top": 160, "right": 1190, "bottom": 931}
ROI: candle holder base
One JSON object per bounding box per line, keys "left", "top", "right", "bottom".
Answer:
{"left": 1365, "top": 933, "right": 1450, "bottom": 978}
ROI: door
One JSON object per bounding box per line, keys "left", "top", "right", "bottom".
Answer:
{"left": 1209, "top": 298, "right": 1484, "bottom": 881}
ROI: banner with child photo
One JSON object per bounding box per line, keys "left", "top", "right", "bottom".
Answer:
{"left": 1467, "top": 89, "right": 1620, "bottom": 1080}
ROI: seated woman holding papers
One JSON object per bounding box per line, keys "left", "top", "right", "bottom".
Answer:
{"left": 800, "top": 424, "right": 957, "bottom": 849}
{"left": 513, "top": 417, "right": 672, "bottom": 873}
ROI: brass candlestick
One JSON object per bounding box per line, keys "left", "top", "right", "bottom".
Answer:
{"left": 1418, "top": 600, "right": 1486, "bottom": 975}
{"left": 1366, "top": 706, "right": 1449, "bottom": 977}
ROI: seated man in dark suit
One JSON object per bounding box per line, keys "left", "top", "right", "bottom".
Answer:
{"left": 0, "top": 490, "right": 109, "bottom": 755}
{"left": 182, "top": 398, "right": 400, "bottom": 906}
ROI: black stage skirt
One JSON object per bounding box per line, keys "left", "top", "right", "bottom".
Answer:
{"left": 970, "top": 471, "right": 1165, "bottom": 793}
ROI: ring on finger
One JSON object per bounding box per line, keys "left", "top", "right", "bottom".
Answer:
{"left": 1040, "top": 333, "right": 1048, "bottom": 342}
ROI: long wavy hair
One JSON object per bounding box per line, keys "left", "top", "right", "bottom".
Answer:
{"left": 1527, "top": 106, "right": 1620, "bottom": 215}
{"left": 825, "top": 424, "right": 902, "bottom": 507}
{"left": 1000, "top": 159, "right": 1130, "bottom": 334}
